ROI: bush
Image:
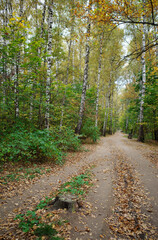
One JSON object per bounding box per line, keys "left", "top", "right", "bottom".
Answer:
{"left": 51, "top": 126, "right": 81, "bottom": 151}
{"left": 0, "top": 126, "right": 81, "bottom": 163}
{"left": 81, "top": 122, "right": 100, "bottom": 143}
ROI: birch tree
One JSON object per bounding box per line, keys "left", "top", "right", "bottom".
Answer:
{"left": 95, "top": 33, "right": 103, "bottom": 127}
{"left": 75, "top": 1, "right": 91, "bottom": 134}
{"left": 138, "top": 2, "right": 146, "bottom": 142}
{"left": 60, "top": 0, "right": 75, "bottom": 128}
{"left": 45, "top": 0, "right": 53, "bottom": 129}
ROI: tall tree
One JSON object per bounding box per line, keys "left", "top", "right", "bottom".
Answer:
{"left": 75, "top": 0, "right": 91, "bottom": 134}
{"left": 95, "top": 33, "right": 103, "bottom": 127}
{"left": 138, "top": 1, "right": 146, "bottom": 142}
{"left": 45, "top": 0, "right": 53, "bottom": 129}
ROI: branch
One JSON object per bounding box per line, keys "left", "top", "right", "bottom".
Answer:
{"left": 115, "top": 38, "right": 158, "bottom": 69}
{"left": 112, "top": 18, "right": 158, "bottom": 27}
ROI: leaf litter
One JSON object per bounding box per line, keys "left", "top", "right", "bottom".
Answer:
{"left": 105, "top": 148, "right": 157, "bottom": 239}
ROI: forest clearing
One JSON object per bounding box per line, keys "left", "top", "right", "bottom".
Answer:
{"left": 0, "top": 0, "right": 158, "bottom": 239}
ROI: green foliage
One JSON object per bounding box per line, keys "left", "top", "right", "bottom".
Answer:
{"left": 15, "top": 194, "right": 64, "bottom": 239}
{"left": 36, "top": 196, "right": 52, "bottom": 210}
{"left": 81, "top": 120, "right": 100, "bottom": 142}
{"left": 59, "top": 171, "right": 92, "bottom": 195}
{"left": 15, "top": 211, "right": 41, "bottom": 233}
{"left": 51, "top": 126, "right": 81, "bottom": 151}
{"left": 0, "top": 125, "right": 80, "bottom": 164}
{"left": 34, "top": 223, "right": 57, "bottom": 237}
{"left": 119, "top": 64, "right": 158, "bottom": 140}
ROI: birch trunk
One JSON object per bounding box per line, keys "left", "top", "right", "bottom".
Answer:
{"left": 102, "top": 93, "right": 109, "bottom": 136}
{"left": 72, "top": 40, "right": 75, "bottom": 84}
{"left": 60, "top": 1, "right": 75, "bottom": 128}
{"left": 45, "top": 1, "right": 53, "bottom": 129}
{"left": 154, "top": 26, "right": 158, "bottom": 63}
{"left": 2, "top": 3, "right": 7, "bottom": 106}
{"left": 75, "top": 17, "right": 91, "bottom": 134}
{"left": 37, "top": 0, "right": 46, "bottom": 126}
{"left": 103, "top": 77, "right": 112, "bottom": 136}
{"left": 14, "top": 62, "right": 19, "bottom": 118}
{"left": 109, "top": 89, "right": 113, "bottom": 135}
{"left": 14, "top": 0, "right": 23, "bottom": 118}
{"left": 59, "top": 31, "right": 73, "bottom": 129}
{"left": 95, "top": 35, "right": 103, "bottom": 127}
{"left": 138, "top": 9, "right": 146, "bottom": 142}
{"left": 79, "top": 34, "right": 82, "bottom": 81}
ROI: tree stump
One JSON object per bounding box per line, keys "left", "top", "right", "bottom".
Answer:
{"left": 128, "top": 133, "right": 133, "bottom": 139}
{"left": 48, "top": 193, "right": 82, "bottom": 212}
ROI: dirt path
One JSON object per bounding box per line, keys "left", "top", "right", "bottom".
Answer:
{"left": 0, "top": 132, "right": 158, "bottom": 239}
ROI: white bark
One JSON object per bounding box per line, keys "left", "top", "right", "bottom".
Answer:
{"left": 75, "top": 17, "right": 91, "bottom": 134}
{"left": 45, "top": 1, "right": 53, "bottom": 129}
{"left": 109, "top": 89, "right": 113, "bottom": 135}
{"left": 95, "top": 35, "right": 103, "bottom": 127}
{"left": 59, "top": 34, "right": 73, "bottom": 129}
{"left": 14, "top": 63, "right": 19, "bottom": 118}
{"left": 103, "top": 76, "right": 112, "bottom": 135}
{"left": 103, "top": 93, "right": 109, "bottom": 136}
{"left": 79, "top": 34, "right": 82, "bottom": 81}
{"left": 60, "top": 10, "right": 74, "bottom": 129}
{"left": 72, "top": 40, "right": 75, "bottom": 84}
{"left": 138, "top": 5, "right": 146, "bottom": 141}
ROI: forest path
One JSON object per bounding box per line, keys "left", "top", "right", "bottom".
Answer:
{"left": 0, "top": 132, "right": 158, "bottom": 239}
{"left": 67, "top": 132, "right": 158, "bottom": 239}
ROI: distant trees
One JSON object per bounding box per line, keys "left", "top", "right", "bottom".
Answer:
{"left": 0, "top": 0, "right": 123, "bottom": 141}
{"left": 0, "top": 0, "right": 157, "bottom": 165}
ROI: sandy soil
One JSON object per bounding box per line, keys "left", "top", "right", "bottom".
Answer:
{"left": 0, "top": 132, "right": 158, "bottom": 239}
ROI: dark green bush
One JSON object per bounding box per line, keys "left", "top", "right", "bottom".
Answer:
{"left": 81, "top": 121, "right": 100, "bottom": 143}
{"left": 0, "top": 126, "right": 80, "bottom": 163}
{"left": 51, "top": 126, "right": 81, "bottom": 151}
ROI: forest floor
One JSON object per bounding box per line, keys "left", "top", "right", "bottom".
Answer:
{"left": 0, "top": 132, "right": 158, "bottom": 239}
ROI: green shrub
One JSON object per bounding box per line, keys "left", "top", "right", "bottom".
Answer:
{"left": 34, "top": 223, "right": 57, "bottom": 237}
{"left": 81, "top": 122, "right": 100, "bottom": 143}
{"left": 0, "top": 126, "right": 80, "bottom": 163}
{"left": 51, "top": 126, "right": 81, "bottom": 151}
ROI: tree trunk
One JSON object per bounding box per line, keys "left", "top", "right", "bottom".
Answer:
{"left": 102, "top": 93, "right": 109, "bottom": 136}
{"left": 72, "top": 40, "right": 75, "bottom": 84}
{"left": 60, "top": 0, "right": 75, "bottom": 128}
{"left": 60, "top": 26, "right": 73, "bottom": 129}
{"left": 20, "top": 0, "right": 23, "bottom": 17}
{"left": 126, "top": 117, "right": 128, "bottom": 133}
{"left": 154, "top": 129, "right": 158, "bottom": 141}
{"left": 2, "top": 3, "right": 7, "bottom": 107}
{"left": 138, "top": 8, "right": 146, "bottom": 142}
{"left": 75, "top": 15, "right": 91, "bottom": 134}
{"left": 14, "top": 0, "right": 24, "bottom": 118}
{"left": 109, "top": 89, "right": 113, "bottom": 135}
{"left": 95, "top": 34, "right": 103, "bottom": 127}
{"left": 79, "top": 33, "right": 82, "bottom": 82}
{"left": 45, "top": 0, "right": 53, "bottom": 129}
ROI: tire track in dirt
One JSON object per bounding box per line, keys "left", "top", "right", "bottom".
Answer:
{"left": 1, "top": 133, "right": 157, "bottom": 240}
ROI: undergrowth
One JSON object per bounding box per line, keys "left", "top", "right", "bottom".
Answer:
{"left": 0, "top": 125, "right": 81, "bottom": 164}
